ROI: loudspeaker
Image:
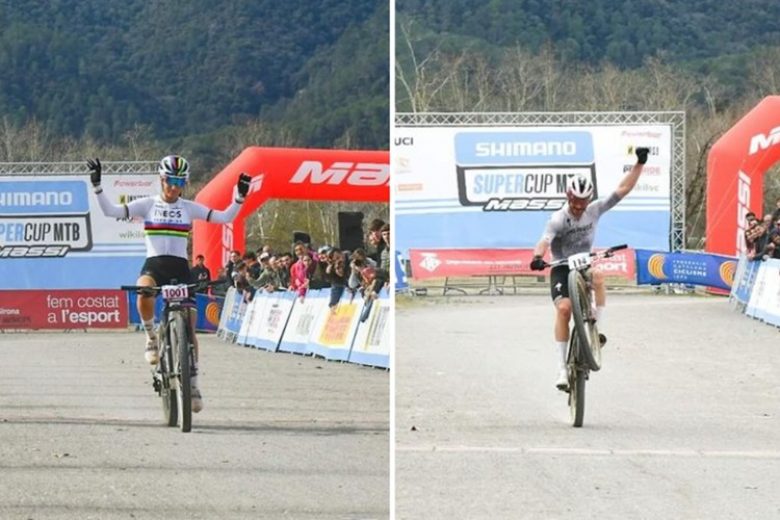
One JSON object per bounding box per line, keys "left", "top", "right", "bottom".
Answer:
{"left": 292, "top": 231, "right": 311, "bottom": 246}
{"left": 338, "top": 211, "right": 364, "bottom": 252}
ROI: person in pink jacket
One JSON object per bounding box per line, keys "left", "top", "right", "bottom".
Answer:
{"left": 289, "top": 253, "right": 314, "bottom": 300}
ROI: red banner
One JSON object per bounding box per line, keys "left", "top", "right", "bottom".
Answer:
{"left": 409, "top": 248, "right": 635, "bottom": 280}
{"left": 0, "top": 290, "right": 128, "bottom": 329}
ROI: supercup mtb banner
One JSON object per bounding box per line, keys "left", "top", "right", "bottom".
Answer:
{"left": 394, "top": 125, "right": 672, "bottom": 255}
{"left": 0, "top": 175, "right": 155, "bottom": 289}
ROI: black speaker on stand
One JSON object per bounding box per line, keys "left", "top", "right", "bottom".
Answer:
{"left": 338, "top": 211, "right": 364, "bottom": 252}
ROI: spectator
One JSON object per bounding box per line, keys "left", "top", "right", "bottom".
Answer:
{"left": 225, "top": 250, "right": 241, "bottom": 285}
{"left": 367, "top": 223, "right": 391, "bottom": 299}
{"left": 745, "top": 213, "right": 763, "bottom": 259}
{"left": 772, "top": 197, "right": 780, "bottom": 224}
{"left": 251, "top": 255, "right": 283, "bottom": 293}
{"left": 279, "top": 252, "right": 293, "bottom": 289}
{"left": 212, "top": 267, "right": 231, "bottom": 297}
{"left": 243, "top": 251, "right": 262, "bottom": 280}
{"left": 366, "top": 218, "right": 386, "bottom": 264}
{"left": 758, "top": 230, "right": 780, "bottom": 260}
{"left": 326, "top": 249, "right": 350, "bottom": 309}
{"left": 190, "top": 254, "right": 212, "bottom": 293}
{"left": 310, "top": 245, "right": 332, "bottom": 289}
{"left": 348, "top": 247, "right": 377, "bottom": 294}
{"left": 289, "top": 253, "right": 314, "bottom": 300}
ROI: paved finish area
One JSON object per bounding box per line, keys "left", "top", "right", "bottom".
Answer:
{"left": 0, "top": 333, "right": 388, "bottom": 519}
{"left": 396, "top": 294, "right": 780, "bottom": 519}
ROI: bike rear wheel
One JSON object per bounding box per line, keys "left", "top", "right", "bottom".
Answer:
{"left": 568, "top": 268, "right": 601, "bottom": 371}
{"left": 170, "top": 312, "right": 192, "bottom": 433}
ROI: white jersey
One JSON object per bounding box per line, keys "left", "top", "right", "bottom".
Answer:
{"left": 96, "top": 192, "right": 241, "bottom": 259}
{"left": 540, "top": 193, "right": 621, "bottom": 261}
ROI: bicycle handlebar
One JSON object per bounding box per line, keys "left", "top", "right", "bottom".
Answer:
{"left": 120, "top": 280, "right": 221, "bottom": 294}
{"left": 543, "top": 244, "right": 628, "bottom": 269}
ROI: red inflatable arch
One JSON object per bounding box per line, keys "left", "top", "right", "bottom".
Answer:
{"left": 193, "top": 147, "right": 389, "bottom": 272}
{"left": 707, "top": 96, "right": 780, "bottom": 256}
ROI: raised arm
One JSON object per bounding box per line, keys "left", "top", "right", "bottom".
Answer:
{"left": 88, "top": 158, "right": 151, "bottom": 218}
{"left": 614, "top": 147, "right": 649, "bottom": 199}
{"left": 190, "top": 173, "right": 252, "bottom": 224}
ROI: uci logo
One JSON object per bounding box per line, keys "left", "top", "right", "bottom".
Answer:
{"left": 394, "top": 136, "right": 414, "bottom": 146}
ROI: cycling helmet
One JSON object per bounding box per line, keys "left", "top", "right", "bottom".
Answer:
{"left": 566, "top": 174, "right": 594, "bottom": 199}
{"left": 158, "top": 155, "right": 190, "bottom": 187}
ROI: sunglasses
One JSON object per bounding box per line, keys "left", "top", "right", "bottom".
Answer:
{"left": 163, "top": 175, "right": 187, "bottom": 187}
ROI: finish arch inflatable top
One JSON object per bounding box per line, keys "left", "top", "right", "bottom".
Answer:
{"left": 707, "top": 96, "right": 780, "bottom": 256}
{"left": 193, "top": 147, "right": 389, "bottom": 272}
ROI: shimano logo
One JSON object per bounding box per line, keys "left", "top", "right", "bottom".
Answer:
{"left": 736, "top": 170, "right": 751, "bottom": 255}
{"left": 290, "top": 161, "right": 389, "bottom": 186}
{"left": 475, "top": 141, "right": 577, "bottom": 158}
{"left": 0, "top": 191, "right": 72, "bottom": 207}
{"left": 749, "top": 127, "right": 780, "bottom": 155}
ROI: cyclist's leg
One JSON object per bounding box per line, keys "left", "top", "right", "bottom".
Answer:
{"left": 136, "top": 273, "right": 159, "bottom": 364}
{"left": 550, "top": 266, "right": 571, "bottom": 388}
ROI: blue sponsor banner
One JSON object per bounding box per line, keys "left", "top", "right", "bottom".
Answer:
{"left": 0, "top": 180, "right": 89, "bottom": 214}
{"left": 455, "top": 131, "right": 594, "bottom": 165}
{"left": 636, "top": 250, "right": 737, "bottom": 291}
{"left": 394, "top": 250, "right": 408, "bottom": 292}
{"left": 128, "top": 293, "right": 224, "bottom": 332}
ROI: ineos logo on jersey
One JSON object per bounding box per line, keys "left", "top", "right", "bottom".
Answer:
{"left": 289, "top": 161, "right": 389, "bottom": 186}
{"left": 749, "top": 126, "right": 780, "bottom": 155}
{"left": 153, "top": 208, "right": 183, "bottom": 219}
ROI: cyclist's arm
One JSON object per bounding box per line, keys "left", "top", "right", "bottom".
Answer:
{"left": 94, "top": 190, "right": 152, "bottom": 219}
{"left": 184, "top": 198, "right": 242, "bottom": 224}
{"left": 613, "top": 161, "right": 645, "bottom": 199}
{"left": 533, "top": 218, "right": 559, "bottom": 257}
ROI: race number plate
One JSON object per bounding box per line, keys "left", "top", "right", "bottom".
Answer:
{"left": 568, "top": 253, "right": 592, "bottom": 270}
{"left": 161, "top": 284, "right": 189, "bottom": 301}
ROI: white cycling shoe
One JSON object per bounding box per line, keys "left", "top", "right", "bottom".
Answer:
{"left": 555, "top": 368, "right": 569, "bottom": 391}
{"left": 191, "top": 387, "right": 204, "bottom": 413}
{"left": 144, "top": 337, "right": 159, "bottom": 365}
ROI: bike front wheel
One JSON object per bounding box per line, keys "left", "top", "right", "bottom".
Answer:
{"left": 567, "top": 334, "right": 586, "bottom": 427}
{"left": 568, "top": 269, "right": 601, "bottom": 371}
{"left": 170, "top": 312, "right": 192, "bottom": 433}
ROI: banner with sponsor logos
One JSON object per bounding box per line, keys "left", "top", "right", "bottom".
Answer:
{"left": 349, "top": 289, "right": 390, "bottom": 368}
{"left": 0, "top": 175, "right": 155, "bottom": 289}
{"left": 635, "top": 250, "right": 737, "bottom": 291}
{"left": 127, "top": 292, "right": 223, "bottom": 332}
{"left": 394, "top": 250, "right": 409, "bottom": 291}
{"left": 408, "top": 248, "right": 636, "bottom": 280}
{"left": 729, "top": 256, "right": 761, "bottom": 306}
{"left": 278, "top": 289, "right": 329, "bottom": 354}
{"left": 247, "top": 291, "right": 296, "bottom": 351}
{"left": 395, "top": 125, "right": 671, "bottom": 255}
{"left": 0, "top": 290, "right": 127, "bottom": 329}
{"left": 306, "top": 290, "right": 364, "bottom": 361}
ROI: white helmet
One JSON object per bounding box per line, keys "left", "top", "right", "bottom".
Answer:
{"left": 566, "top": 174, "right": 594, "bottom": 199}
{"left": 158, "top": 155, "right": 190, "bottom": 186}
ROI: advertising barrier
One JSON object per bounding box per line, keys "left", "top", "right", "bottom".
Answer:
{"left": 278, "top": 289, "right": 329, "bottom": 354}
{"left": 729, "top": 256, "right": 760, "bottom": 306}
{"left": 409, "top": 248, "right": 636, "bottom": 281}
{"left": 635, "top": 250, "right": 737, "bottom": 291}
{"left": 395, "top": 250, "right": 409, "bottom": 292}
{"left": 127, "top": 293, "right": 224, "bottom": 332}
{"left": 215, "top": 286, "right": 389, "bottom": 368}
{"left": 0, "top": 289, "right": 127, "bottom": 329}
{"left": 349, "top": 289, "right": 390, "bottom": 368}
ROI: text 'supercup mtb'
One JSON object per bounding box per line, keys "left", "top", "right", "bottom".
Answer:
{"left": 545, "top": 245, "right": 627, "bottom": 427}
{"left": 122, "top": 281, "right": 212, "bottom": 433}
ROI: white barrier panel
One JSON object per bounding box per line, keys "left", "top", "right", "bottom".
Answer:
{"left": 278, "top": 289, "right": 329, "bottom": 354}
{"left": 745, "top": 262, "right": 771, "bottom": 319}
{"left": 246, "top": 291, "right": 271, "bottom": 347}
{"left": 307, "top": 290, "right": 364, "bottom": 361}
{"left": 251, "top": 291, "right": 296, "bottom": 352}
{"left": 216, "top": 287, "right": 237, "bottom": 338}
{"left": 236, "top": 295, "right": 260, "bottom": 346}
{"left": 349, "top": 289, "right": 390, "bottom": 368}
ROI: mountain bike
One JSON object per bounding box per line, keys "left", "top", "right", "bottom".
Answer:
{"left": 122, "top": 281, "right": 213, "bottom": 432}
{"left": 545, "top": 244, "right": 627, "bottom": 427}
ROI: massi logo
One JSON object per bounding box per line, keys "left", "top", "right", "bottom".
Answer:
{"left": 749, "top": 126, "right": 780, "bottom": 155}
{"left": 454, "top": 131, "right": 597, "bottom": 211}
{"left": 418, "top": 252, "right": 441, "bottom": 272}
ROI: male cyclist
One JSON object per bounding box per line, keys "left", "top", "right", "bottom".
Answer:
{"left": 88, "top": 155, "right": 250, "bottom": 412}
{"left": 530, "top": 147, "right": 649, "bottom": 391}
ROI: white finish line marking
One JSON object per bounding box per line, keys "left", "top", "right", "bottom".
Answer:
{"left": 397, "top": 446, "right": 780, "bottom": 459}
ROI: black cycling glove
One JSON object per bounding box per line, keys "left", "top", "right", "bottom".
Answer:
{"left": 237, "top": 172, "right": 251, "bottom": 199}
{"left": 635, "top": 147, "right": 650, "bottom": 165}
{"left": 530, "top": 256, "right": 546, "bottom": 271}
{"left": 87, "top": 158, "right": 102, "bottom": 187}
